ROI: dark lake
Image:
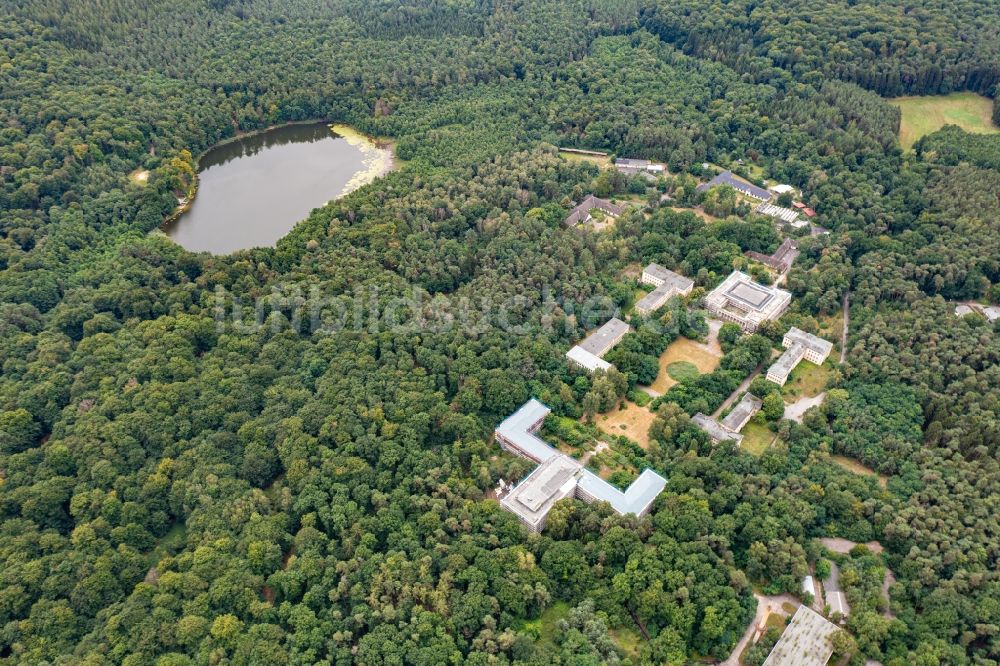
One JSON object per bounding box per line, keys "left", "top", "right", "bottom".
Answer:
{"left": 163, "top": 122, "right": 392, "bottom": 254}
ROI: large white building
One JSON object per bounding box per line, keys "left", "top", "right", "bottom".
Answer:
{"left": 635, "top": 264, "right": 694, "bottom": 315}
{"left": 494, "top": 400, "right": 667, "bottom": 532}
{"left": 762, "top": 606, "right": 841, "bottom": 666}
{"left": 566, "top": 317, "right": 630, "bottom": 373}
{"left": 704, "top": 270, "right": 792, "bottom": 332}
{"left": 766, "top": 327, "right": 834, "bottom": 386}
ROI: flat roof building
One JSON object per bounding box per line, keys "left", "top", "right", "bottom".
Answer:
{"left": 565, "top": 345, "right": 612, "bottom": 373}
{"left": 565, "top": 195, "right": 625, "bottom": 228}
{"left": 983, "top": 306, "right": 1000, "bottom": 323}
{"left": 704, "top": 271, "right": 792, "bottom": 332}
{"left": 495, "top": 398, "right": 557, "bottom": 463}
{"left": 692, "top": 412, "right": 744, "bottom": 446}
{"left": 767, "top": 327, "right": 833, "bottom": 386}
{"left": 495, "top": 400, "right": 668, "bottom": 531}
{"left": 697, "top": 171, "right": 772, "bottom": 201}
{"left": 501, "top": 454, "right": 583, "bottom": 533}
{"left": 577, "top": 317, "right": 630, "bottom": 357}
{"left": 636, "top": 264, "right": 694, "bottom": 315}
{"left": 762, "top": 606, "right": 840, "bottom": 666}
{"left": 720, "top": 393, "right": 763, "bottom": 433}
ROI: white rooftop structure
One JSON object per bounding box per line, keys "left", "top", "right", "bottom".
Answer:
{"left": 704, "top": 271, "right": 792, "bottom": 332}
{"left": 802, "top": 575, "right": 815, "bottom": 597}
{"left": 762, "top": 605, "right": 840, "bottom": 666}
{"left": 576, "top": 469, "right": 666, "bottom": 516}
{"left": 565, "top": 345, "right": 611, "bottom": 372}
{"left": 495, "top": 400, "right": 668, "bottom": 532}
{"left": 495, "top": 398, "right": 557, "bottom": 463}
{"left": 983, "top": 306, "right": 1000, "bottom": 323}
{"left": 770, "top": 183, "right": 795, "bottom": 194}
{"left": 955, "top": 304, "right": 974, "bottom": 317}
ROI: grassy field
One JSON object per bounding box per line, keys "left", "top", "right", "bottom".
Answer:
{"left": 649, "top": 338, "right": 723, "bottom": 393}
{"left": 741, "top": 422, "right": 778, "bottom": 456}
{"left": 559, "top": 149, "right": 611, "bottom": 168}
{"left": 596, "top": 400, "right": 656, "bottom": 449}
{"left": 781, "top": 361, "right": 833, "bottom": 400}
{"left": 521, "top": 601, "right": 571, "bottom": 648}
{"left": 891, "top": 92, "right": 1000, "bottom": 149}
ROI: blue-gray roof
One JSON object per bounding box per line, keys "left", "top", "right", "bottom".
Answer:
{"left": 698, "top": 171, "right": 771, "bottom": 200}
{"left": 578, "top": 469, "right": 666, "bottom": 515}
{"left": 495, "top": 398, "right": 558, "bottom": 462}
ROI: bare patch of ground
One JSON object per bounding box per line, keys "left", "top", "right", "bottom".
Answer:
{"left": 829, "top": 455, "right": 888, "bottom": 488}
{"left": 649, "top": 337, "right": 722, "bottom": 393}
{"left": 783, "top": 392, "right": 826, "bottom": 423}
{"left": 129, "top": 169, "right": 150, "bottom": 185}
{"left": 596, "top": 401, "right": 656, "bottom": 449}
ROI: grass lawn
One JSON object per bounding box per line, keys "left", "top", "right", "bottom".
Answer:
{"left": 666, "top": 361, "right": 700, "bottom": 382}
{"left": 609, "top": 626, "right": 644, "bottom": 658}
{"left": 831, "top": 454, "right": 888, "bottom": 489}
{"left": 649, "top": 338, "right": 723, "bottom": 393}
{"left": 741, "top": 422, "right": 778, "bottom": 456}
{"left": 596, "top": 400, "right": 656, "bottom": 449}
{"left": 781, "top": 360, "right": 833, "bottom": 400}
{"left": 891, "top": 92, "right": 1000, "bottom": 149}
{"left": 521, "top": 601, "right": 571, "bottom": 648}
{"left": 764, "top": 611, "right": 786, "bottom": 631}
{"left": 559, "top": 150, "right": 611, "bottom": 168}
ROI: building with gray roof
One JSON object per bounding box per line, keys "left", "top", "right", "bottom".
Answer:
{"left": 500, "top": 455, "right": 583, "bottom": 533}
{"left": 495, "top": 400, "right": 668, "bottom": 532}
{"left": 564, "top": 195, "right": 626, "bottom": 227}
{"left": 720, "top": 393, "right": 763, "bottom": 433}
{"left": 696, "top": 171, "right": 772, "bottom": 201}
{"left": 762, "top": 605, "right": 840, "bottom": 666}
{"left": 767, "top": 327, "right": 833, "bottom": 386}
{"left": 704, "top": 270, "right": 792, "bottom": 332}
{"left": 692, "top": 413, "right": 743, "bottom": 446}
{"left": 577, "top": 317, "right": 630, "bottom": 357}
{"left": 636, "top": 263, "right": 695, "bottom": 315}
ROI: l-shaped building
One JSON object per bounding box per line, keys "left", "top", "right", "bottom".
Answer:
{"left": 495, "top": 399, "right": 667, "bottom": 532}
{"left": 766, "top": 327, "right": 833, "bottom": 386}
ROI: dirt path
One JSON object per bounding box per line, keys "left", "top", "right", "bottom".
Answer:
{"left": 819, "top": 537, "right": 884, "bottom": 554}
{"left": 840, "top": 291, "right": 850, "bottom": 364}
{"left": 721, "top": 593, "right": 800, "bottom": 666}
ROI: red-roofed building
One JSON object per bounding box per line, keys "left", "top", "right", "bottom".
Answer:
{"left": 792, "top": 202, "right": 806, "bottom": 209}
{"left": 803, "top": 208, "right": 816, "bottom": 217}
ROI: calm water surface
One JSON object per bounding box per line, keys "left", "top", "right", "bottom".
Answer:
{"left": 164, "top": 123, "right": 386, "bottom": 253}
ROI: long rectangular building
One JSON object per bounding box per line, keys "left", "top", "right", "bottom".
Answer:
{"left": 566, "top": 317, "right": 630, "bottom": 372}
{"left": 720, "top": 393, "right": 763, "bottom": 433}
{"left": 696, "top": 171, "right": 772, "bottom": 201}
{"left": 704, "top": 270, "right": 792, "bottom": 332}
{"left": 692, "top": 413, "right": 743, "bottom": 446}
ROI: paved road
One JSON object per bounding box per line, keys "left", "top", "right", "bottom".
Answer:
{"left": 784, "top": 392, "right": 826, "bottom": 423}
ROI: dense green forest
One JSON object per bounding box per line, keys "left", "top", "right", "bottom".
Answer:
{"left": 1, "top": 0, "right": 999, "bottom": 664}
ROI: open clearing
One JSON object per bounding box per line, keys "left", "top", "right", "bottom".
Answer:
{"left": 596, "top": 401, "right": 655, "bottom": 449}
{"left": 780, "top": 361, "right": 832, "bottom": 400}
{"left": 129, "top": 168, "right": 150, "bottom": 185}
{"left": 559, "top": 149, "right": 611, "bottom": 168}
{"left": 741, "top": 422, "right": 778, "bottom": 456}
{"left": 649, "top": 337, "right": 723, "bottom": 393}
{"left": 891, "top": 92, "right": 1000, "bottom": 149}
{"left": 831, "top": 454, "right": 888, "bottom": 488}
